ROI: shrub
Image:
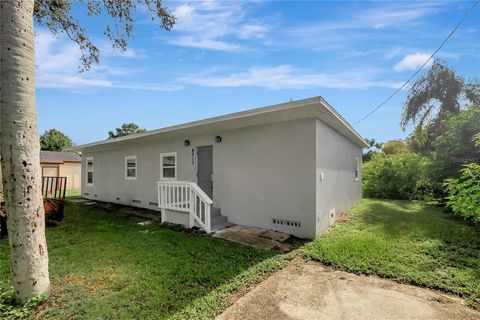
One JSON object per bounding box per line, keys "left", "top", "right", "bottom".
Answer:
{"left": 445, "top": 163, "right": 480, "bottom": 223}
{"left": 363, "top": 152, "right": 433, "bottom": 200}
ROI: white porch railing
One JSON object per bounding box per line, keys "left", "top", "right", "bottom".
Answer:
{"left": 157, "top": 181, "right": 213, "bottom": 233}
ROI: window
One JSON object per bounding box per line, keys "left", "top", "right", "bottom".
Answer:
{"left": 354, "top": 157, "right": 360, "bottom": 182}
{"left": 86, "top": 157, "right": 94, "bottom": 186}
{"left": 160, "top": 152, "right": 177, "bottom": 180}
{"left": 125, "top": 156, "right": 137, "bottom": 179}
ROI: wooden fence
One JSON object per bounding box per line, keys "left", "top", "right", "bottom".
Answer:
{"left": 42, "top": 176, "right": 67, "bottom": 199}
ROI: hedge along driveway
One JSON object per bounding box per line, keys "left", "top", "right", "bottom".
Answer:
{"left": 0, "top": 203, "right": 292, "bottom": 319}
{"left": 304, "top": 199, "right": 480, "bottom": 307}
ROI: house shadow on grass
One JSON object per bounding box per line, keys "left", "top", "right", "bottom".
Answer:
{"left": 32, "top": 203, "right": 290, "bottom": 319}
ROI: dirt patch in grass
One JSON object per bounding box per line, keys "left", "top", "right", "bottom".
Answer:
{"left": 335, "top": 212, "right": 350, "bottom": 224}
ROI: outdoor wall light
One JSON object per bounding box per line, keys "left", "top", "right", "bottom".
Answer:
{"left": 184, "top": 139, "right": 191, "bottom": 146}
{"left": 215, "top": 136, "right": 222, "bottom": 143}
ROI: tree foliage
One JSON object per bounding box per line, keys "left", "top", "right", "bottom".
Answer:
{"left": 381, "top": 140, "right": 410, "bottom": 155}
{"left": 40, "top": 129, "right": 74, "bottom": 151}
{"left": 401, "top": 61, "right": 478, "bottom": 130}
{"left": 406, "top": 125, "right": 431, "bottom": 154}
{"left": 108, "top": 123, "right": 146, "bottom": 139}
{"left": 445, "top": 163, "right": 480, "bottom": 223}
{"left": 401, "top": 61, "right": 480, "bottom": 150}
{"left": 362, "top": 152, "right": 433, "bottom": 200}
{"left": 365, "top": 62, "right": 480, "bottom": 218}
{"left": 362, "top": 138, "right": 383, "bottom": 162}
{"left": 474, "top": 133, "right": 480, "bottom": 148}
{"left": 33, "top": 0, "right": 175, "bottom": 71}
{"left": 430, "top": 105, "right": 480, "bottom": 182}
{"left": 465, "top": 80, "right": 480, "bottom": 105}
{"left": 366, "top": 106, "right": 480, "bottom": 202}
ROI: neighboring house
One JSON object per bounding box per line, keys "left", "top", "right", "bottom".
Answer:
{"left": 40, "top": 151, "right": 81, "bottom": 190}
{"left": 72, "top": 97, "right": 368, "bottom": 239}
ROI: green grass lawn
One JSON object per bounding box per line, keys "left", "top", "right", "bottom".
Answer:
{"left": 304, "top": 199, "right": 480, "bottom": 307}
{"left": 65, "top": 188, "right": 81, "bottom": 199}
{"left": 0, "top": 203, "right": 291, "bottom": 319}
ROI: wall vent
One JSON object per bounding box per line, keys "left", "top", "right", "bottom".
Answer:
{"left": 272, "top": 218, "right": 301, "bottom": 228}
{"left": 84, "top": 192, "right": 90, "bottom": 196}
{"left": 149, "top": 202, "right": 158, "bottom": 206}
{"left": 132, "top": 199, "right": 141, "bottom": 204}
{"left": 329, "top": 208, "right": 337, "bottom": 226}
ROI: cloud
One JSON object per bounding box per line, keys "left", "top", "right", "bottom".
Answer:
{"left": 394, "top": 52, "right": 432, "bottom": 71}
{"left": 170, "top": 36, "right": 239, "bottom": 51}
{"left": 385, "top": 47, "right": 404, "bottom": 59}
{"left": 102, "top": 46, "right": 148, "bottom": 59}
{"left": 35, "top": 30, "right": 182, "bottom": 92}
{"left": 238, "top": 23, "right": 269, "bottom": 39}
{"left": 360, "top": 2, "right": 443, "bottom": 29}
{"left": 37, "top": 74, "right": 183, "bottom": 92}
{"left": 168, "top": 1, "right": 271, "bottom": 51}
{"left": 173, "top": 1, "right": 244, "bottom": 37}
{"left": 276, "top": 2, "right": 446, "bottom": 53}
{"left": 181, "top": 65, "right": 401, "bottom": 90}
{"left": 35, "top": 30, "right": 81, "bottom": 73}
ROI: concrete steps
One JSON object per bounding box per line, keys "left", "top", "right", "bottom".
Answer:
{"left": 211, "top": 206, "right": 221, "bottom": 217}
{"left": 210, "top": 206, "right": 231, "bottom": 231}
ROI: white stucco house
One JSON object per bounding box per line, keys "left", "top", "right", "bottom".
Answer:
{"left": 72, "top": 97, "right": 368, "bottom": 239}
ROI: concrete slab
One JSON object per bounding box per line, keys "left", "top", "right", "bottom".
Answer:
{"left": 217, "top": 260, "right": 480, "bottom": 320}
{"left": 261, "top": 230, "right": 291, "bottom": 242}
{"left": 213, "top": 225, "right": 292, "bottom": 251}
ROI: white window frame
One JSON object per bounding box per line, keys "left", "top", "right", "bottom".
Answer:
{"left": 354, "top": 157, "right": 360, "bottom": 182}
{"left": 125, "top": 155, "right": 137, "bottom": 180}
{"left": 86, "top": 157, "right": 94, "bottom": 186}
{"left": 160, "top": 152, "right": 177, "bottom": 181}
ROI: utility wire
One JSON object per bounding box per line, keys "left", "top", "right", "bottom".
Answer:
{"left": 353, "top": 0, "right": 479, "bottom": 125}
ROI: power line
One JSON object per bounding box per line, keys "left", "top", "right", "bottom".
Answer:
{"left": 354, "top": 0, "right": 479, "bottom": 125}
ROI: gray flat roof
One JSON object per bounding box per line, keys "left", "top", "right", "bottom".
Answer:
{"left": 71, "top": 96, "right": 368, "bottom": 152}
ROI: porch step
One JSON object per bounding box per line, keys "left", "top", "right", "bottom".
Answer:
{"left": 211, "top": 206, "right": 221, "bottom": 217}
{"left": 212, "top": 214, "right": 227, "bottom": 226}
{"left": 211, "top": 214, "right": 230, "bottom": 232}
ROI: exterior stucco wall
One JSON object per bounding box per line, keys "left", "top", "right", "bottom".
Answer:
{"left": 315, "top": 119, "right": 363, "bottom": 236}
{"left": 213, "top": 119, "right": 317, "bottom": 238}
{"left": 81, "top": 135, "right": 206, "bottom": 211}
{"left": 81, "top": 118, "right": 317, "bottom": 238}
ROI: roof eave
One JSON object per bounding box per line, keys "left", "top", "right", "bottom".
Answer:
{"left": 318, "top": 97, "right": 369, "bottom": 148}
{"left": 70, "top": 96, "right": 369, "bottom": 151}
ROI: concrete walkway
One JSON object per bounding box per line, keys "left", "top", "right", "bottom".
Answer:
{"left": 217, "top": 259, "right": 480, "bottom": 320}
{"left": 213, "top": 225, "right": 294, "bottom": 251}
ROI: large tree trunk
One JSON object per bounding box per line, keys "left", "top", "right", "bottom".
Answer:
{"left": 0, "top": 0, "right": 50, "bottom": 303}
